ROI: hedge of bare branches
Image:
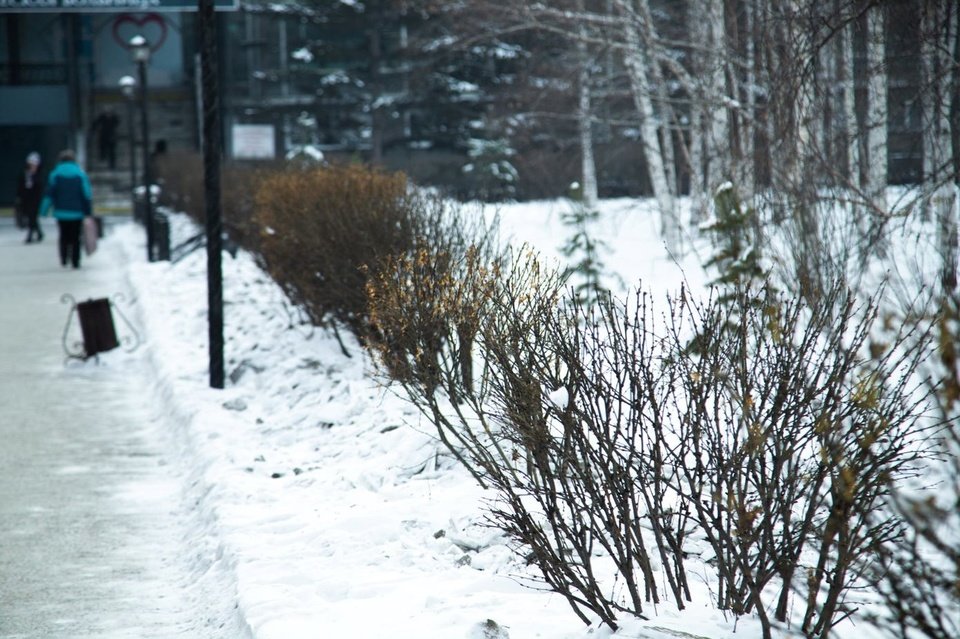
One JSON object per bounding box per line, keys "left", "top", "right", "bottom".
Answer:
{"left": 368, "top": 244, "right": 939, "bottom": 637}
{"left": 864, "top": 291, "right": 960, "bottom": 639}
{"left": 251, "top": 165, "right": 425, "bottom": 346}
{"left": 157, "top": 160, "right": 951, "bottom": 636}
{"left": 153, "top": 149, "right": 265, "bottom": 246}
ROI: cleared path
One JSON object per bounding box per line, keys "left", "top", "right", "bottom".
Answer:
{"left": 0, "top": 218, "right": 241, "bottom": 638}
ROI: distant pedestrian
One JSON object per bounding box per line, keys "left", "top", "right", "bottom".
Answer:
{"left": 91, "top": 109, "right": 120, "bottom": 170}
{"left": 15, "top": 151, "right": 45, "bottom": 243}
{"left": 39, "top": 150, "right": 93, "bottom": 269}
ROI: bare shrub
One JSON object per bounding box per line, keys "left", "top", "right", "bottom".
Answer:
{"left": 154, "top": 149, "right": 203, "bottom": 218}
{"left": 370, "top": 249, "right": 937, "bottom": 636}
{"left": 365, "top": 197, "right": 501, "bottom": 400}
{"left": 369, "top": 247, "right": 689, "bottom": 626}
{"left": 866, "top": 290, "right": 960, "bottom": 639}
{"left": 153, "top": 149, "right": 266, "bottom": 246}
{"left": 477, "top": 287, "right": 693, "bottom": 626}
{"left": 252, "top": 164, "right": 415, "bottom": 342}
{"left": 368, "top": 247, "right": 557, "bottom": 482}
{"left": 664, "top": 282, "right": 936, "bottom": 638}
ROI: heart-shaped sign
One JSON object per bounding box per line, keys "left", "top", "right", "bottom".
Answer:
{"left": 112, "top": 13, "right": 168, "bottom": 53}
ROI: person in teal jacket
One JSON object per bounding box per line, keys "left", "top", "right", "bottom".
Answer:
{"left": 39, "top": 149, "right": 93, "bottom": 269}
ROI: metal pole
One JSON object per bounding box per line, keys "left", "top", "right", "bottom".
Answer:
{"left": 64, "top": 15, "right": 82, "bottom": 158}
{"left": 200, "top": 0, "right": 224, "bottom": 389}
{"left": 138, "top": 59, "right": 154, "bottom": 262}
{"left": 126, "top": 99, "right": 137, "bottom": 219}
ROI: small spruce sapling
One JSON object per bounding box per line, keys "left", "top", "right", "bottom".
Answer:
{"left": 688, "top": 182, "right": 774, "bottom": 354}
{"left": 462, "top": 134, "right": 518, "bottom": 202}
{"left": 559, "top": 182, "right": 616, "bottom": 306}
{"left": 702, "top": 182, "right": 768, "bottom": 296}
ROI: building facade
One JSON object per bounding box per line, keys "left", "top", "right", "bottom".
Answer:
{"left": 0, "top": 2, "right": 235, "bottom": 206}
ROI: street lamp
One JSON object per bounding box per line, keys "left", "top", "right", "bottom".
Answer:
{"left": 118, "top": 75, "right": 137, "bottom": 220}
{"left": 199, "top": 0, "right": 225, "bottom": 389}
{"left": 130, "top": 34, "right": 154, "bottom": 262}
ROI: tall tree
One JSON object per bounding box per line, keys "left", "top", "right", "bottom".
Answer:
{"left": 839, "top": 5, "right": 861, "bottom": 192}
{"left": 576, "top": 2, "right": 599, "bottom": 208}
{"left": 704, "top": 0, "right": 730, "bottom": 193}
{"left": 865, "top": 3, "right": 889, "bottom": 214}
{"left": 613, "top": 0, "right": 679, "bottom": 249}
{"left": 921, "top": 0, "right": 959, "bottom": 291}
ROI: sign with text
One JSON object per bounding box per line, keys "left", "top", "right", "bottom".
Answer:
{"left": 231, "top": 124, "right": 275, "bottom": 160}
{"left": 0, "top": 0, "right": 238, "bottom": 11}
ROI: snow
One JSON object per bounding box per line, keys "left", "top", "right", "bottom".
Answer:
{"left": 285, "top": 144, "right": 325, "bottom": 163}
{"left": 101, "top": 194, "right": 920, "bottom": 638}
{"left": 291, "top": 47, "right": 314, "bottom": 63}
{"left": 320, "top": 70, "right": 352, "bottom": 86}
{"left": 547, "top": 386, "right": 568, "bottom": 409}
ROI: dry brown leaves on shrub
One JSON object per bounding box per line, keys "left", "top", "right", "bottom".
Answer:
{"left": 252, "top": 164, "right": 414, "bottom": 336}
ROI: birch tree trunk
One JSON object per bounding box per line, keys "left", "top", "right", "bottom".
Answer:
{"left": 636, "top": 0, "right": 676, "bottom": 196}
{"left": 865, "top": 4, "right": 888, "bottom": 215}
{"left": 577, "top": 3, "right": 599, "bottom": 208}
{"left": 578, "top": 66, "right": 599, "bottom": 208}
{"left": 779, "top": 0, "right": 815, "bottom": 194}
{"left": 923, "top": 0, "right": 959, "bottom": 291}
{"left": 792, "top": 48, "right": 814, "bottom": 191}
{"left": 705, "top": 0, "right": 730, "bottom": 193}
{"left": 687, "top": 0, "right": 707, "bottom": 222}
{"left": 740, "top": 0, "right": 757, "bottom": 202}
{"left": 840, "top": 13, "right": 860, "bottom": 192}
{"left": 616, "top": 0, "right": 679, "bottom": 250}
{"left": 950, "top": 2, "right": 960, "bottom": 292}
{"left": 818, "top": 15, "right": 835, "bottom": 183}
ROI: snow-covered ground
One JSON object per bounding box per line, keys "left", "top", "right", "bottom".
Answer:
{"left": 100, "top": 196, "right": 914, "bottom": 639}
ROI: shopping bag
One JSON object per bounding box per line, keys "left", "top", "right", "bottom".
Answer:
{"left": 83, "top": 216, "right": 98, "bottom": 255}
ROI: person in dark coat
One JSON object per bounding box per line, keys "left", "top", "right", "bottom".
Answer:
{"left": 91, "top": 109, "right": 119, "bottom": 170}
{"left": 15, "top": 151, "right": 45, "bottom": 243}
{"left": 39, "top": 150, "right": 93, "bottom": 269}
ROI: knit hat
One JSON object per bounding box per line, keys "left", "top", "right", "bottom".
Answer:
{"left": 26, "top": 152, "right": 40, "bottom": 165}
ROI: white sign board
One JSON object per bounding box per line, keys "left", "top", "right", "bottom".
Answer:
{"left": 232, "top": 124, "right": 275, "bottom": 159}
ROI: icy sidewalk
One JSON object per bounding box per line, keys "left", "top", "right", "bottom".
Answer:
{"left": 0, "top": 219, "right": 247, "bottom": 638}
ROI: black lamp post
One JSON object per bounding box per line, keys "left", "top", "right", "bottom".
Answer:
{"left": 199, "top": 0, "right": 224, "bottom": 389}
{"left": 118, "top": 75, "right": 137, "bottom": 220}
{"left": 130, "top": 34, "right": 154, "bottom": 262}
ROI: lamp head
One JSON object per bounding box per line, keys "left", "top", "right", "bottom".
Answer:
{"left": 119, "top": 75, "right": 136, "bottom": 98}
{"left": 129, "top": 35, "right": 151, "bottom": 63}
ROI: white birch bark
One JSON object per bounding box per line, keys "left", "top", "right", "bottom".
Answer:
{"left": 817, "top": 19, "right": 834, "bottom": 179}
{"left": 689, "top": 107, "right": 706, "bottom": 224}
{"left": 740, "top": 0, "right": 757, "bottom": 201}
{"left": 705, "top": 0, "right": 729, "bottom": 192}
{"left": 865, "top": 5, "right": 888, "bottom": 213}
{"left": 786, "top": 0, "right": 815, "bottom": 191}
{"left": 840, "top": 15, "right": 860, "bottom": 192}
{"left": 687, "top": 1, "right": 707, "bottom": 222}
{"left": 576, "top": 4, "right": 599, "bottom": 208}
{"left": 636, "top": 0, "right": 676, "bottom": 196}
{"left": 616, "top": 0, "right": 678, "bottom": 249}
{"left": 578, "top": 71, "right": 599, "bottom": 208}
{"left": 655, "top": 72, "right": 677, "bottom": 196}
